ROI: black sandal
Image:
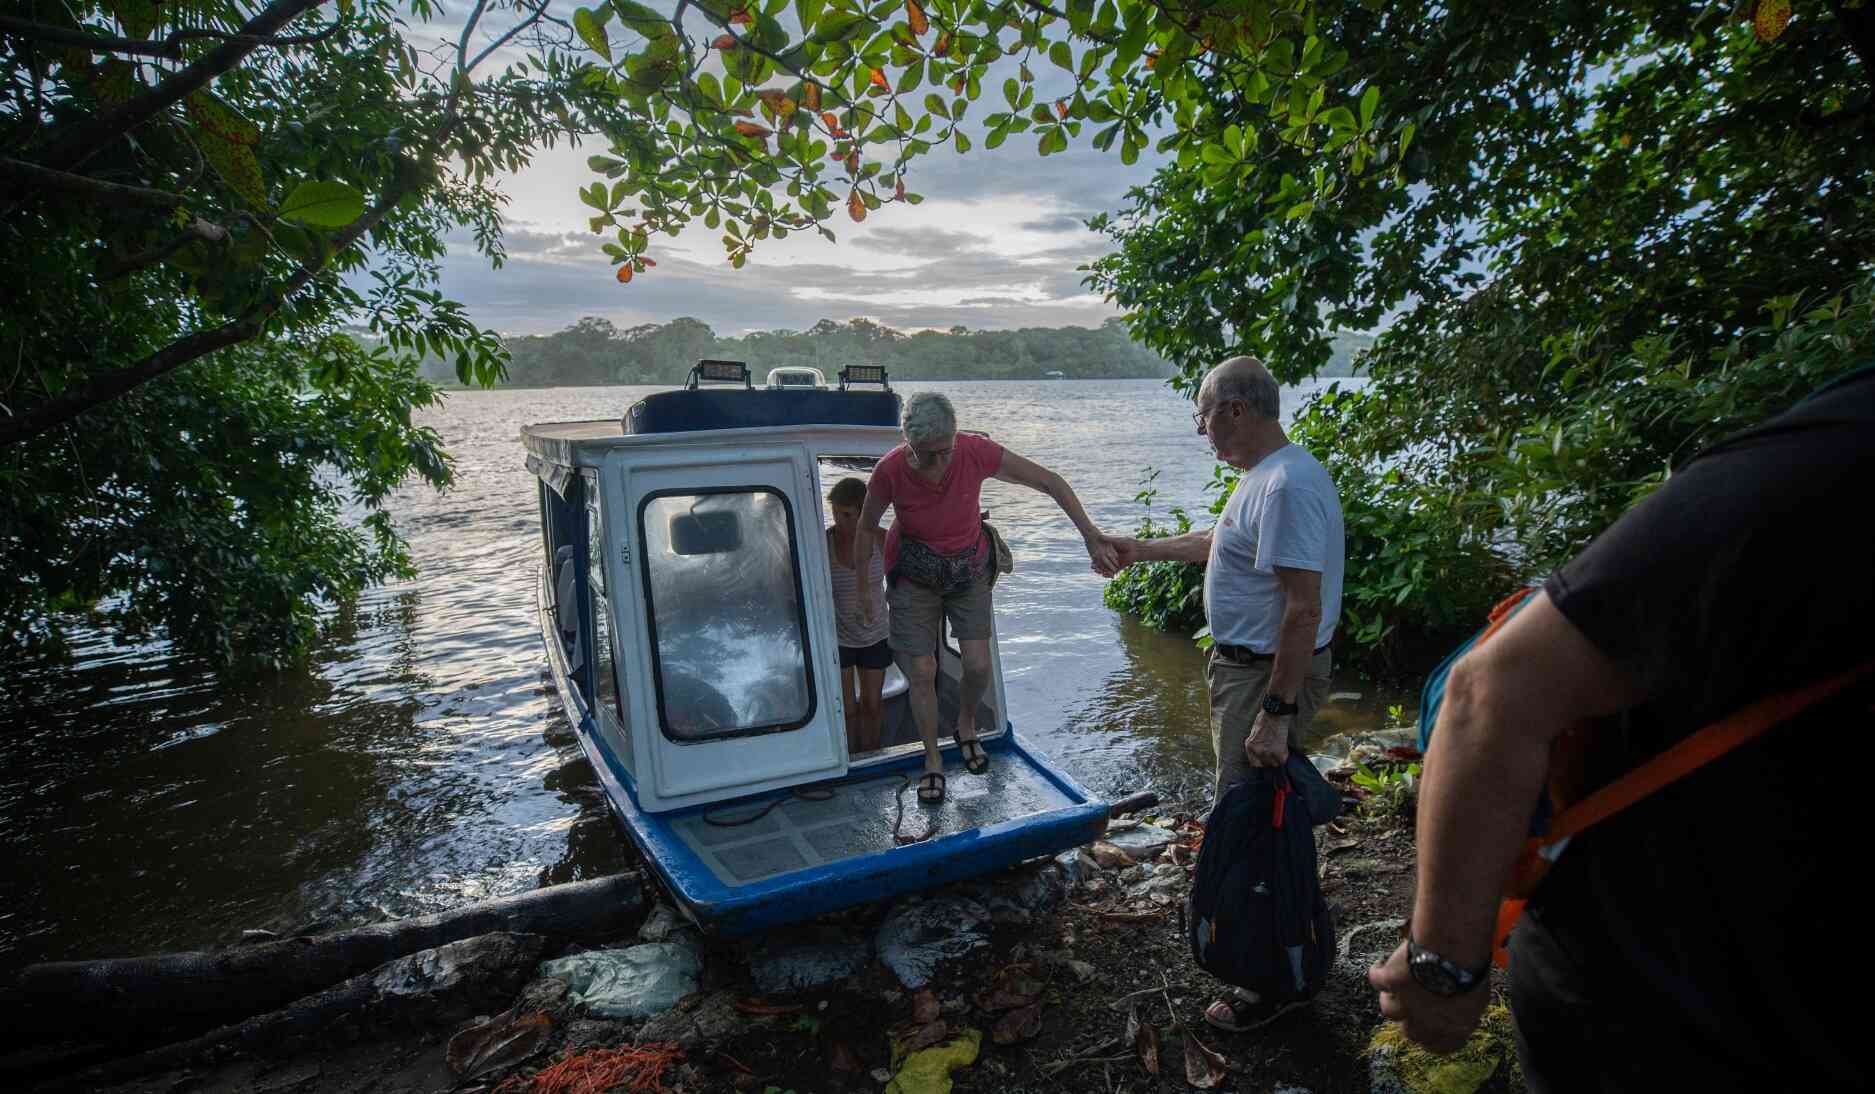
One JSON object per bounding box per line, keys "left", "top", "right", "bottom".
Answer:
{"left": 916, "top": 771, "right": 946, "bottom": 803}
{"left": 953, "top": 734, "right": 990, "bottom": 776}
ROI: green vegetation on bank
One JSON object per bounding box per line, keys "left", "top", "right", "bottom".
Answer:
{"left": 422, "top": 317, "right": 1371, "bottom": 387}
{"left": 438, "top": 315, "right": 1175, "bottom": 385}
{"left": 1095, "top": 4, "right": 1875, "bottom": 673}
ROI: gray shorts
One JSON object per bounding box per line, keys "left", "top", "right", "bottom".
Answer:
{"left": 887, "top": 568, "right": 994, "bottom": 655}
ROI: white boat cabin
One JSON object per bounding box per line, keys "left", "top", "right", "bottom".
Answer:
{"left": 525, "top": 361, "right": 1011, "bottom": 813}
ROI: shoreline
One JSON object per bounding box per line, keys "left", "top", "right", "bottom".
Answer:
{"left": 20, "top": 783, "right": 1522, "bottom": 1094}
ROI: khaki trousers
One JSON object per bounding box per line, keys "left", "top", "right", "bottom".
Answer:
{"left": 1205, "top": 646, "right": 1333, "bottom": 804}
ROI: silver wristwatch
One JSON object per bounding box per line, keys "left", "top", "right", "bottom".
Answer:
{"left": 1405, "top": 936, "right": 1490, "bottom": 997}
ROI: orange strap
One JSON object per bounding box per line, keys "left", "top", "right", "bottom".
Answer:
{"left": 1538, "top": 657, "right": 1875, "bottom": 849}
{"left": 1489, "top": 655, "right": 1875, "bottom": 967}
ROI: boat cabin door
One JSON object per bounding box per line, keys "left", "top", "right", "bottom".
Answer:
{"left": 607, "top": 443, "right": 845, "bottom": 811}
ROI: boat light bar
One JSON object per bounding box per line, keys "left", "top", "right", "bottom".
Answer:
{"left": 838, "top": 364, "right": 890, "bottom": 391}
{"left": 688, "top": 359, "right": 752, "bottom": 389}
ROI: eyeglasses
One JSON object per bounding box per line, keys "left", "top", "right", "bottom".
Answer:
{"left": 1192, "top": 402, "right": 1224, "bottom": 429}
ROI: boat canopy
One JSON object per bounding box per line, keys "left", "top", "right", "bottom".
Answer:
{"left": 626, "top": 387, "right": 898, "bottom": 435}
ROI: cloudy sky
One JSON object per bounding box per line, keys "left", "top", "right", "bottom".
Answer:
{"left": 423, "top": 12, "right": 1166, "bottom": 337}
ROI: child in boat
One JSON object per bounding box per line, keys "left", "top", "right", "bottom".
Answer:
{"left": 827, "top": 476, "right": 889, "bottom": 755}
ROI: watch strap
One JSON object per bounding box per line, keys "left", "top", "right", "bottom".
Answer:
{"left": 1406, "top": 936, "right": 1490, "bottom": 995}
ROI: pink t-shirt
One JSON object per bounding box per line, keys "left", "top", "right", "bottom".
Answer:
{"left": 867, "top": 432, "right": 1005, "bottom": 571}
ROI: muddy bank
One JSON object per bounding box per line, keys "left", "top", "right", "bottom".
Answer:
{"left": 15, "top": 780, "right": 1525, "bottom": 1094}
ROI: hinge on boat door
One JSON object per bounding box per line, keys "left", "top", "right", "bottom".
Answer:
{"left": 620, "top": 541, "right": 631, "bottom": 567}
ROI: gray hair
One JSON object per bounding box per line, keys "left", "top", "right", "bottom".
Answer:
{"left": 1206, "top": 356, "right": 1281, "bottom": 420}
{"left": 901, "top": 391, "right": 957, "bottom": 446}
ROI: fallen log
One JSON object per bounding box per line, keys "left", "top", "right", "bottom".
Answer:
{"left": 59, "top": 932, "right": 551, "bottom": 1090}
{"left": 1, "top": 872, "right": 645, "bottom": 1044}
{"left": 1107, "top": 790, "right": 1160, "bottom": 818}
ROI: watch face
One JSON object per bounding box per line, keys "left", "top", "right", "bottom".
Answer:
{"left": 1409, "top": 953, "right": 1465, "bottom": 996}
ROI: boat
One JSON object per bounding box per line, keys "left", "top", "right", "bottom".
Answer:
{"left": 523, "top": 359, "right": 1110, "bottom": 935}
{"left": 1044, "top": 369, "right": 1066, "bottom": 379}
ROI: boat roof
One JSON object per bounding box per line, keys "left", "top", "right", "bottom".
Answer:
{"left": 523, "top": 418, "right": 902, "bottom": 495}
{"left": 521, "top": 374, "right": 902, "bottom": 495}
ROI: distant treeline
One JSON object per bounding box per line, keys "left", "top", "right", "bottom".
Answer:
{"left": 413, "top": 317, "right": 1371, "bottom": 387}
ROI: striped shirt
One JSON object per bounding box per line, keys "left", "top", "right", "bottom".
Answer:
{"left": 828, "top": 529, "right": 889, "bottom": 648}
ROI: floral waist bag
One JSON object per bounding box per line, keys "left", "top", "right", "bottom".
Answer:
{"left": 892, "top": 519, "right": 1013, "bottom": 596}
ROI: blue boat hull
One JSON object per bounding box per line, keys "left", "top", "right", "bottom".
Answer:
{"left": 538, "top": 585, "right": 1108, "bottom": 935}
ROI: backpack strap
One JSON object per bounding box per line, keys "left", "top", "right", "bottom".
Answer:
{"left": 1492, "top": 655, "right": 1875, "bottom": 966}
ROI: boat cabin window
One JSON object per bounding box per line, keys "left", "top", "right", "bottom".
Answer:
{"left": 640, "top": 489, "right": 816, "bottom": 742}
{"left": 586, "top": 474, "right": 625, "bottom": 722}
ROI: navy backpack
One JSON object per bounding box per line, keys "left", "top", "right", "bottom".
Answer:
{"left": 1186, "top": 758, "right": 1337, "bottom": 1001}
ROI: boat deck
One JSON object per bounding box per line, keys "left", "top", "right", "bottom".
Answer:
{"left": 670, "top": 758, "right": 1075, "bottom": 887}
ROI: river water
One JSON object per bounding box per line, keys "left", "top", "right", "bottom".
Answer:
{"left": 0, "top": 377, "right": 1404, "bottom": 970}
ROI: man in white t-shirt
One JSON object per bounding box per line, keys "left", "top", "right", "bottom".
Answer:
{"left": 1110, "top": 355, "right": 1345, "bottom": 1029}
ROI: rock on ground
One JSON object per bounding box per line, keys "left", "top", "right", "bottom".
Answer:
{"left": 873, "top": 897, "right": 991, "bottom": 991}
{"left": 637, "top": 989, "right": 775, "bottom": 1050}
{"left": 1101, "top": 822, "right": 1179, "bottom": 858}
{"left": 750, "top": 936, "right": 873, "bottom": 996}
{"left": 536, "top": 943, "right": 702, "bottom": 1020}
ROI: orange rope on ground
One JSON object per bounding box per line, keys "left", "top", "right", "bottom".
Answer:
{"left": 495, "top": 1042, "right": 684, "bottom": 1094}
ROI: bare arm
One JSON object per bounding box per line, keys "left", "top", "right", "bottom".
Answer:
{"left": 1240, "top": 565, "right": 1323, "bottom": 766}
{"left": 854, "top": 490, "right": 889, "bottom": 620}
{"left": 993, "top": 448, "right": 1118, "bottom": 572}
{"left": 993, "top": 449, "right": 1101, "bottom": 541}
{"left": 1268, "top": 566, "right": 1323, "bottom": 700}
{"left": 1369, "top": 589, "right": 1642, "bottom": 1051}
{"left": 1124, "top": 527, "right": 1214, "bottom": 565}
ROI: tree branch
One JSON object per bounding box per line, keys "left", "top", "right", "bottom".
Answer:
{"left": 0, "top": 155, "right": 186, "bottom": 208}
{"left": 0, "top": 173, "right": 410, "bottom": 449}
{"left": 26, "top": 0, "right": 331, "bottom": 177}
{"left": 0, "top": 16, "right": 345, "bottom": 59}
{"left": 0, "top": 16, "right": 183, "bottom": 58}
{"left": 95, "top": 217, "right": 230, "bottom": 281}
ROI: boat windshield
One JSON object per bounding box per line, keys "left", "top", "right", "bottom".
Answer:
{"left": 640, "top": 489, "right": 816, "bottom": 741}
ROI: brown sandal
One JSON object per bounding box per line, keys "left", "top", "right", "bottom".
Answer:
{"left": 1203, "top": 992, "right": 1308, "bottom": 1033}
{"left": 916, "top": 771, "right": 946, "bottom": 804}
{"left": 953, "top": 734, "right": 990, "bottom": 775}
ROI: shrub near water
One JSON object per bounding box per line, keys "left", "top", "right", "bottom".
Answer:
{"left": 1107, "top": 285, "right": 1874, "bottom": 676}
{"left": 1102, "top": 470, "right": 1208, "bottom": 639}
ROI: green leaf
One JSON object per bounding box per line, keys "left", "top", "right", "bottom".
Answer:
{"left": 185, "top": 91, "right": 260, "bottom": 147}
{"left": 811, "top": 12, "right": 867, "bottom": 43}
{"left": 1284, "top": 200, "right": 1313, "bottom": 220}
{"left": 611, "top": 0, "right": 669, "bottom": 39}
{"left": 108, "top": 0, "right": 161, "bottom": 40}
{"left": 574, "top": 8, "right": 611, "bottom": 63}
{"left": 1399, "top": 121, "right": 1416, "bottom": 157}
{"left": 200, "top": 137, "right": 267, "bottom": 207}
{"left": 278, "top": 180, "right": 365, "bottom": 229}
{"left": 897, "top": 58, "right": 924, "bottom": 94}
{"left": 1360, "top": 85, "right": 1380, "bottom": 130}
{"left": 954, "top": 129, "right": 971, "bottom": 153}
{"left": 1321, "top": 105, "right": 1356, "bottom": 131}
{"left": 1050, "top": 41, "right": 1074, "bottom": 72}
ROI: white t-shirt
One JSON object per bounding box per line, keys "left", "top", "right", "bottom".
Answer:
{"left": 1203, "top": 443, "right": 1344, "bottom": 653}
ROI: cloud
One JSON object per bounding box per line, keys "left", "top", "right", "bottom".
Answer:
{"left": 1018, "top": 211, "right": 1099, "bottom": 234}
{"left": 423, "top": 81, "right": 1168, "bottom": 336}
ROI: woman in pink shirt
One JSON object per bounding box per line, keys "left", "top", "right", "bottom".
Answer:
{"left": 855, "top": 392, "right": 1118, "bottom": 802}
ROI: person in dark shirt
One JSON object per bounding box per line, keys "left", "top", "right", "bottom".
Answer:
{"left": 1367, "top": 367, "right": 1875, "bottom": 1089}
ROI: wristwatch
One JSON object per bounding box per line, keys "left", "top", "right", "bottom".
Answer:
{"left": 1405, "top": 934, "right": 1491, "bottom": 997}
{"left": 1261, "top": 693, "right": 1299, "bottom": 717}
